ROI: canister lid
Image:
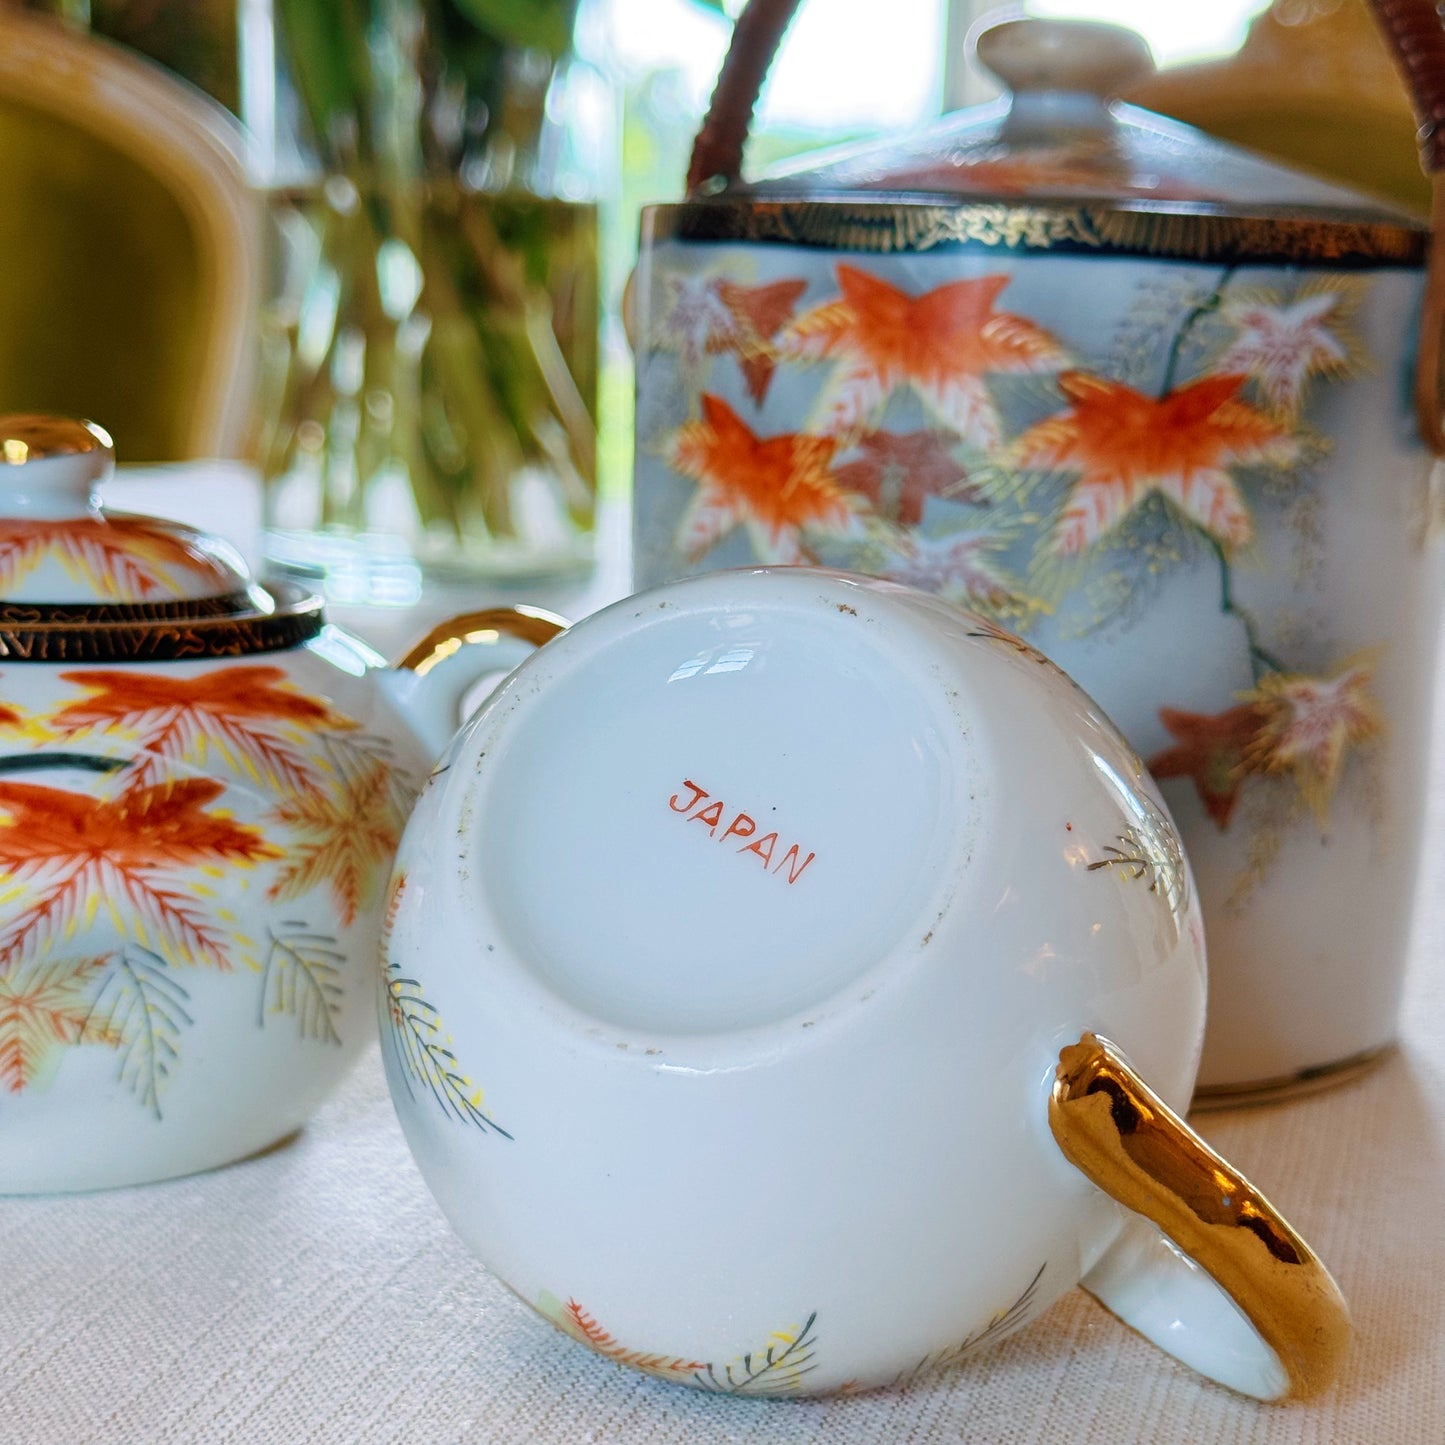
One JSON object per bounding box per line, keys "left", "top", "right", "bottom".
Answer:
{"left": 748, "top": 15, "right": 1425, "bottom": 227}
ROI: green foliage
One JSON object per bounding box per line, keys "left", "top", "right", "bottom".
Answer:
{"left": 273, "top": 0, "right": 378, "bottom": 162}
{"left": 450, "top": 0, "right": 577, "bottom": 55}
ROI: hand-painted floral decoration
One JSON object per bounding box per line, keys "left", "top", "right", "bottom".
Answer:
{"left": 649, "top": 260, "right": 1383, "bottom": 891}
{"left": 1216, "top": 281, "right": 1367, "bottom": 419}
{"left": 380, "top": 872, "right": 511, "bottom": 1140}
{"left": 653, "top": 273, "right": 808, "bottom": 405}
{"left": 0, "top": 665, "right": 417, "bottom": 1110}
{"left": 1148, "top": 702, "right": 1274, "bottom": 829}
{"left": 668, "top": 393, "right": 856, "bottom": 564}
{"left": 0, "top": 517, "right": 231, "bottom": 600}
{"left": 1149, "top": 654, "right": 1384, "bottom": 835}
{"left": 1013, "top": 371, "right": 1297, "bottom": 555}
{"left": 872, "top": 527, "right": 1020, "bottom": 610}
{"left": 832, "top": 429, "right": 981, "bottom": 527}
{"left": 538, "top": 1291, "right": 819, "bottom": 1395}
{"left": 1243, "top": 656, "right": 1384, "bottom": 827}
{"left": 780, "top": 265, "right": 1067, "bottom": 445}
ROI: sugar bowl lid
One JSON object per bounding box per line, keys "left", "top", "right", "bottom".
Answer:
{"left": 0, "top": 416, "right": 322, "bottom": 661}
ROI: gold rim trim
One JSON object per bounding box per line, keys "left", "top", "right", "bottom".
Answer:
{"left": 644, "top": 198, "right": 1427, "bottom": 265}
{"left": 397, "top": 605, "right": 569, "bottom": 676}
{"left": 1049, "top": 1033, "right": 1350, "bottom": 1400}
{"left": 0, "top": 583, "right": 324, "bottom": 662}
{"left": 1191, "top": 1042, "right": 1394, "bottom": 1112}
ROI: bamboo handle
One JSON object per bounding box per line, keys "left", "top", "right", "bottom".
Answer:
{"left": 1368, "top": 0, "right": 1445, "bottom": 174}
{"left": 1366, "top": 0, "right": 1445, "bottom": 454}
{"left": 685, "top": 0, "right": 804, "bottom": 194}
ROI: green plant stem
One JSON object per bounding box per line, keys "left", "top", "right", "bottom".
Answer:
{"left": 1160, "top": 264, "right": 1285, "bottom": 683}
{"left": 1208, "top": 535, "right": 1286, "bottom": 681}
{"left": 261, "top": 1, "right": 598, "bottom": 555}
{"left": 1159, "top": 264, "right": 1238, "bottom": 395}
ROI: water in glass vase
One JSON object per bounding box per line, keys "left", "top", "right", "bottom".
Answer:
{"left": 257, "top": 178, "right": 599, "bottom": 602}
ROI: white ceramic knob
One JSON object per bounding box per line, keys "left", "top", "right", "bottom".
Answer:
{"left": 974, "top": 16, "right": 1155, "bottom": 99}
{"left": 973, "top": 15, "right": 1155, "bottom": 141}
{"left": 0, "top": 414, "right": 113, "bottom": 517}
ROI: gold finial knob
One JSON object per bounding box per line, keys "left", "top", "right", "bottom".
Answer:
{"left": 0, "top": 416, "right": 114, "bottom": 466}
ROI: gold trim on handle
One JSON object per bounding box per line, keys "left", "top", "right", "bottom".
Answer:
{"left": 1049, "top": 1032, "right": 1351, "bottom": 1400}
{"left": 396, "top": 606, "right": 569, "bottom": 677}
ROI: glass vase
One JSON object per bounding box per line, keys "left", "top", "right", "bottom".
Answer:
{"left": 244, "top": 0, "right": 602, "bottom": 601}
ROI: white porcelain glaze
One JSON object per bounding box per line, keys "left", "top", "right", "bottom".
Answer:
{"left": 0, "top": 421, "right": 553, "bottom": 1193}
{"left": 632, "top": 234, "right": 1443, "bottom": 1096}
{"left": 632, "top": 12, "right": 1441, "bottom": 1094}
{"left": 0, "top": 624, "right": 561, "bottom": 1194}
{"left": 378, "top": 567, "right": 1318, "bottom": 1398}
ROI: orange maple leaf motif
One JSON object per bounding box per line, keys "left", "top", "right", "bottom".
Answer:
{"left": 780, "top": 264, "right": 1066, "bottom": 444}
{"left": 1149, "top": 702, "right": 1275, "bottom": 829}
{"left": 667, "top": 393, "right": 856, "bottom": 564}
{"left": 716, "top": 278, "right": 808, "bottom": 405}
{"left": 51, "top": 666, "right": 355, "bottom": 793}
{"left": 832, "top": 429, "right": 981, "bottom": 526}
{"left": 0, "top": 779, "right": 280, "bottom": 969}
{"left": 268, "top": 745, "right": 409, "bottom": 928}
{"left": 1242, "top": 658, "right": 1384, "bottom": 826}
{"left": 0, "top": 517, "right": 224, "bottom": 600}
{"left": 655, "top": 274, "right": 807, "bottom": 405}
{"left": 1013, "top": 371, "right": 1298, "bottom": 555}
{"left": 0, "top": 955, "right": 110, "bottom": 1093}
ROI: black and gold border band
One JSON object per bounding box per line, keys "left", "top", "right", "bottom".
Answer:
{"left": 644, "top": 197, "right": 1427, "bottom": 267}
{"left": 0, "top": 591, "right": 264, "bottom": 626}
{"left": 0, "top": 588, "right": 325, "bottom": 662}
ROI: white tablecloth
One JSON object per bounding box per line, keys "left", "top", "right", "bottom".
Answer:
{"left": 2, "top": 469, "right": 1443, "bottom": 1443}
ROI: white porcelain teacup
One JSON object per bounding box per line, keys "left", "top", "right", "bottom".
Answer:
{"left": 380, "top": 567, "right": 1348, "bottom": 1400}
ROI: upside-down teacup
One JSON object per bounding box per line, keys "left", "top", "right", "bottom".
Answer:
{"left": 380, "top": 565, "right": 1349, "bottom": 1400}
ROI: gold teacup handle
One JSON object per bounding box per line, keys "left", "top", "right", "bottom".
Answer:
{"left": 393, "top": 606, "right": 568, "bottom": 759}
{"left": 1050, "top": 1033, "right": 1350, "bottom": 1401}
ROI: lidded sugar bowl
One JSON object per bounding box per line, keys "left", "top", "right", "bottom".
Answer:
{"left": 0, "top": 416, "right": 561, "bottom": 1192}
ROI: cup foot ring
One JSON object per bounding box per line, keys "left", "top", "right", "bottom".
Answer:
{"left": 1190, "top": 1042, "right": 1395, "bottom": 1111}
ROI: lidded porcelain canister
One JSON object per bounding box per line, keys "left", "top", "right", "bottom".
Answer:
{"left": 632, "top": 7, "right": 1445, "bottom": 1097}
